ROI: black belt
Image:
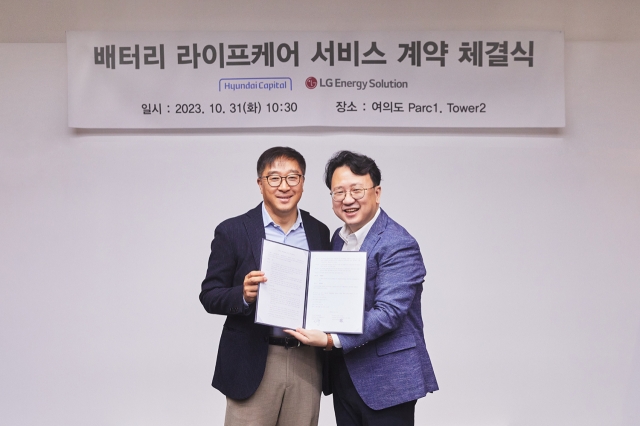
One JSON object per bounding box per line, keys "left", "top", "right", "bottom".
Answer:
{"left": 268, "top": 336, "right": 303, "bottom": 349}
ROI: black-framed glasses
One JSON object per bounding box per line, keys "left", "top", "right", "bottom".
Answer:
{"left": 330, "top": 186, "right": 376, "bottom": 202}
{"left": 261, "top": 174, "right": 304, "bottom": 187}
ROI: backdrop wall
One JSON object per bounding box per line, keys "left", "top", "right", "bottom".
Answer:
{"left": 1, "top": 2, "right": 639, "bottom": 426}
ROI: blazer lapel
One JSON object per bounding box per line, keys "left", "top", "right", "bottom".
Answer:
{"left": 332, "top": 233, "right": 345, "bottom": 251}
{"left": 358, "top": 209, "right": 387, "bottom": 257}
{"left": 301, "top": 211, "right": 321, "bottom": 251}
{"left": 243, "top": 204, "right": 266, "bottom": 269}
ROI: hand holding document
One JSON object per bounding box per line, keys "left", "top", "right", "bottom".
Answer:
{"left": 256, "top": 239, "right": 366, "bottom": 334}
{"left": 243, "top": 271, "right": 265, "bottom": 304}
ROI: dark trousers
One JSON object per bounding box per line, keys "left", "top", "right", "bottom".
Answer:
{"left": 330, "top": 350, "right": 417, "bottom": 426}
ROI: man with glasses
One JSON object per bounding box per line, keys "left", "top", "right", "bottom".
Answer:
{"left": 200, "top": 147, "right": 330, "bottom": 426}
{"left": 285, "top": 150, "right": 438, "bottom": 426}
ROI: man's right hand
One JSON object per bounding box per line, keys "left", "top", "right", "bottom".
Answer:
{"left": 243, "top": 271, "right": 267, "bottom": 304}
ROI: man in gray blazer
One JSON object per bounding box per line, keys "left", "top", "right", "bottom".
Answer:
{"left": 285, "top": 150, "right": 438, "bottom": 426}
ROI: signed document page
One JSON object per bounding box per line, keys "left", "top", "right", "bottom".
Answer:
{"left": 305, "top": 251, "right": 367, "bottom": 334}
{"left": 255, "top": 239, "right": 309, "bottom": 329}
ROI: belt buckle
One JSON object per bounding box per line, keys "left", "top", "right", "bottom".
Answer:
{"left": 283, "top": 336, "right": 301, "bottom": 349}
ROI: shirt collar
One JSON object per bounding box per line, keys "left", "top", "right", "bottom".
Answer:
{"left": 261, "top": 202, "right": 304, "bottom": 233}
{"left": 339, "top": 207, "right": 381, "bottom": 246}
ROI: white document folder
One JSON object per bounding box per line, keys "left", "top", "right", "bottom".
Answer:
{"left": 255, "top": 239, "right": 366, "bottom": 334}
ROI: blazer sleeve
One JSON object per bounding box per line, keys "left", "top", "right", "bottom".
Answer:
{"left": 338, "top": 234, "right": 426, "bottom": 352}
{"left": 199, "top": 222, "right": 247, "bottom": 316}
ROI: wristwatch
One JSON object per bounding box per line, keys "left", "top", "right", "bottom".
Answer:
{"left": 324, "top": 333, "right": 334, "bottom": 351}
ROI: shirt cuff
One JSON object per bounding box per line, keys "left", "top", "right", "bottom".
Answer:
{"left": 331, "top": 333, "right": 342, "bottom": 348}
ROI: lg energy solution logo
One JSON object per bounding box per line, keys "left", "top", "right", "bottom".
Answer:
{"left": 305, "top": 77, "right": 318, "bottom": 89}
{"left": 305, "top": 77, "right": 407, "bottom": 90}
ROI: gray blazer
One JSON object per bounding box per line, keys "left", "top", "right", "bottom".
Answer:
{"left": 331, "top": 209, "right": 438, "bottom": 410}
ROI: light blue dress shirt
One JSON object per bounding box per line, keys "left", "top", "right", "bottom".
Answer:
{"left": 261, "top": 203, "right": 309, "bottom": 251}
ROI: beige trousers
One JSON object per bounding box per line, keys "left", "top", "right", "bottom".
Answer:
{"left": 224, "top": 344, "right": 322, "bottom": 426}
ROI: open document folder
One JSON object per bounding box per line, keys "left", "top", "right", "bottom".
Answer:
{"left": 255, "top": 239, "right": 366, "bottom": 334}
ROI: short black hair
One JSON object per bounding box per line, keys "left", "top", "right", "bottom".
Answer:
{"left": 324, "top": 150, "right": 382, "bottom": 189}
{"left": 257, "top": 147, "right": 306, "bottom": 177}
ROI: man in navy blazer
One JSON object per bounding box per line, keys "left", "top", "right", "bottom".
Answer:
{"left": 200, "top": 147, "right": 330, "bottom": 426}
{"left": 285, "top": 151, "right": 438, "bottom": 426}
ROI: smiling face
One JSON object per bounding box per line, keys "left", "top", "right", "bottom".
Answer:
{"left": 330, "top": 165, "right": 381, "bottom": 233}
{"left": 258, "top": 157, "right": 304, "bottom": 223}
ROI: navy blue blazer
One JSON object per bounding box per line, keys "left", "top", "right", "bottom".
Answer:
{"left": 330, "top": 209, "right": 438, "bottom": 410}
{"left": 200, "top": 203, "right": 331, "bottom": 400}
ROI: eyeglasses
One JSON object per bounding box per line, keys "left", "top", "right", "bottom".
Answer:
{"left": 261, "top": 174, "right": 304, "bottom": 187}
{"left": 330, "top": 186, "right": 376, "bottom": 202}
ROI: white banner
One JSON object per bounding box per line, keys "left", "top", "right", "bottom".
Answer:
{"left": 67, "top": 31, "right": 564, "bottom": 128}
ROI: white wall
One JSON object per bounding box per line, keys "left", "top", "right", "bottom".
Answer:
{"left": 2, "top": 0, "right": 640, "bottom": 43}
{"left": 1, "top": 2, "right": 640, "bottom": 426}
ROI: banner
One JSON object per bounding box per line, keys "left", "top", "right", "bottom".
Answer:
{"left": 67, "top": 31, "right": 564, "bottom": 128}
